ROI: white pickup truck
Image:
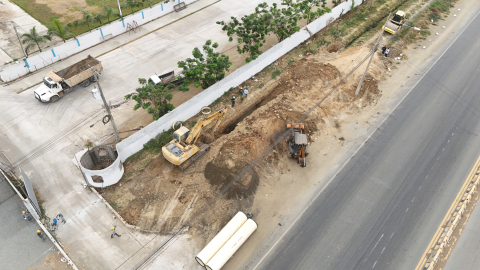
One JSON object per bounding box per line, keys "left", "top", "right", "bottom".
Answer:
{"left": 34, "top": 55, "right": 103, "bottom": 103}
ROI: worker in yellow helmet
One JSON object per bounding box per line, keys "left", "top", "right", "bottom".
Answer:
{"left": 37, "top": 230, "right": 45, "bottom": 242}
{"left": 111, "top": 226, "right": 121, "bottom": 238}
{"left": 22, "top": 210, "right": 31, "bottom": 221}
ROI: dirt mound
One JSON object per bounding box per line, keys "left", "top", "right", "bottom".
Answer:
{"left": 56, "top": 55, "right": 99, "bottom": 79}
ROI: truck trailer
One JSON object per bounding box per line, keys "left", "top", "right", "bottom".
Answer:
{"left": 34, "top": 55, "right": 103, "bottom": 103}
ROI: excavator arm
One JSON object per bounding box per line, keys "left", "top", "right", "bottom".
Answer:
{"left": 185, "top": 107, "right": 228, "bottom": 145}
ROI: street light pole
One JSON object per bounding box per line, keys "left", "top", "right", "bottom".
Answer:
{"left": 355, "top": 13, "right": 391, "bottom": 96}
{"left": 91, "top": 68, "right": 122, "bottom": 143}
{"left": 13, "top": 26, "right": 27, "bottom": 58}
{"left": 116, "top": 0, "right": 123, "bottom": 17}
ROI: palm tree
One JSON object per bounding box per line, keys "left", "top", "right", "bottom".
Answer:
{"left": 103, "top": 5, "right": 117, "bottom": 22}
{"left": 48, "top": 19, "right": 75, "bottom": 43}
{"left": 94, "top": 13, "right": 106, "bottom": 24}
{"left": 76, "top": 11, "right": 96, "bottom": 32}
{"left": 123, "top": 0, "right": 143, "bottom": 14}
{"left": 21, "top": 26, "right": 52, "bottom": 54}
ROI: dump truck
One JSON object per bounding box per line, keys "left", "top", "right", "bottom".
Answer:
{"left": 34, "top": 55, "right": 102, "bottom": 103}
{"left": 149, "top": 70, "right": 185, "bottom": 87}
{"left": 162, "top": 107, "right": 228, "bottom": 171}
{"left": 382, "top": 11, "right": 406, "bottom": 34}
{"left": 287, "top": 123, "right": 308, "bottom": 167}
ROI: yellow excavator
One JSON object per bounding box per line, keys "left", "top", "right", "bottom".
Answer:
{"left": 162, "top": 107, "right": 228, "bottom": 171}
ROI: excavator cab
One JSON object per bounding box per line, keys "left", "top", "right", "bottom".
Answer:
{"left": 174, "top": 126, "right": 190, "bottom": 144}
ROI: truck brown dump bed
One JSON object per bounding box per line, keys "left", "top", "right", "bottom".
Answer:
{"left": 53, "top": 55, "right": 103, "bottom": 87}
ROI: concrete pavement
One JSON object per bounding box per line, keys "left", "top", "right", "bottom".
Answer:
{"left": 241, "top": 3, "right": 480, "bottom": 270}
{"left": 0, "top": 173, "right": 55, "bottom": 269}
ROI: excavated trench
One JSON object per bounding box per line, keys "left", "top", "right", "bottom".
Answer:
{"left": 219, "top": 82, "right": 284, "bottom": 135}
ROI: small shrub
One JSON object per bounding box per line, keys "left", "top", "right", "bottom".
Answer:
{"left": 272, "top": 70, "right": 281, "bottom": 79}
{"left": 428, "top": 13, "right": 441, "bottom": 22}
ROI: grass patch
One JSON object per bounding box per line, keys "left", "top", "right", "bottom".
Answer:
{"left": 11, "top": 0, "right": 169, "bottom": 36}
{"left": 143, "top": 128, "right": 174, "bottom": 153}
{"left": 271, "top": 70, "right": 281, "bottom": 79}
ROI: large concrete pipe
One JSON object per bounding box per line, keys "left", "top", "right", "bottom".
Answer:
{"left": 195, "top": 211, "right": 248, "bottom": 266}
{"left": 205, "top": 219, "right": 258, "bottom": 270}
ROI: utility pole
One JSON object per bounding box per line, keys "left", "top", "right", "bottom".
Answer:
{"left": 91, "top": 68, "right": 122, "bottom": 143}
{"left": 13, "top": 26, "right": 27, "bottom": 58}
{"left": 355, "top": 13, "right": 391, "bottom": 96}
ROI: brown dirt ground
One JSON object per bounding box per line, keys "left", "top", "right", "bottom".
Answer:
{"left": 99, "top": 45, "right": 387, "bottom": 240}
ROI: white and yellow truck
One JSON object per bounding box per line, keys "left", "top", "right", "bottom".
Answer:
{"left": 34, "top": 55, "right": 103, "bottom": 103}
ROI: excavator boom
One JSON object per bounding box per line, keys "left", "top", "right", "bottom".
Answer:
{"left": 186, "top": 107, "right": 228, "bottom": 145}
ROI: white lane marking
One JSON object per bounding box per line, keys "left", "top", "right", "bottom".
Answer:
{"left": 381, "top": 247, "right": 385, "bottom": 254}
{"left": 447, "top": 140, "right": 450, "bottom": 143}
{"left": 437, "top": 157, "right": 440, "bottom": 160}
{"left": 406, "top": 208, "right": 409, "bottom": 212}
{"left": 452, "top": 133, "right": 454, "bottom": 135}
{"left": 426, "top": 175, "right": 428, "bottom": 179}
{"left": 442, "top": 148, "right": 444, "bottom": 151}
{"left": 412, "top": 197, "right": 415, "bottom": 202}
{"left": 456, "top": 127, "right": 458, "bottom": 129}
{"left": 390, "top": 232, "right": 395, "bottom": 239}
{"left": 365, "top": 235, "right": 383, "bottom": 262}
{"left": 419, "top": 186, "right": 422, "bottom": 190}
{"left": 373, "top": 261, "right": 377, "bottom": 268}
{"left": 250, "top": 25, "right": 468, "bottom": 268}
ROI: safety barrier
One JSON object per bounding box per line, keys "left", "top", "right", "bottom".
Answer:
{"left": 116, "top": 0, "right": 362, "bottom": 162}
{"left": 0, "top": 0, "right": 199, "bottom": 82}
{"left": 423, "top": 166, "right": 480, "bottom": 270}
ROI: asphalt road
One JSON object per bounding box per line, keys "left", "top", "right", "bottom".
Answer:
{"left": 252, "top": 9, "right": 480, "bottom": 270}
{"left": 0, "top": 172, "right": 55, "bottom": 269}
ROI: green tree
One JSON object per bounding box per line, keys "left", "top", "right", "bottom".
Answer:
{"left": 122, "top": 0, "right": 144, "bottom": 14}
{"left": 76, "top": 11, "right": 96, "bottom": 32}
{"left": 103, "top": 5, "right": 117, "bottom": 22}
{"left": 47, "top": 19, "right": 75, "bottom": 43}
{"left": 21, "top": 26, "right": 52, "bottom": 54}
{"left": 177, "top": 40, "right": 232, "bottom": 91}
{"left": 288, "top": 0, "right": 330, "bottom": 25}
{"left": 94, "top": 13, "right": 106, "bottom": 24}
{"left": 269, "top": 3, "right": 301, "bottom": 42}
{"left": 125, "top": 78, "right": 174, "bottom": 121}
{"left": 217, "top": 3, "right": 272, "bottom": 63}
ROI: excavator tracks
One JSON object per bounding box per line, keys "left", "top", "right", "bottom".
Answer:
{"left": 179, "top": 144, "right": 210, "bottom": 171}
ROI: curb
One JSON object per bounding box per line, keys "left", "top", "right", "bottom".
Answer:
{"left": 422, "top": 164, "right": 480, "bottom": 270}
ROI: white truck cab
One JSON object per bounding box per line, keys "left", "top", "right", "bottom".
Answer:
{"left": 34, "top": 76, "right": 65, "bottom": 103}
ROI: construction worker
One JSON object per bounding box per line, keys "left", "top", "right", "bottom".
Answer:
{"left": 51, "top": 218, "right": 58, "bottom": 231}
{"left": 56, "top": 213, "right": 66, "bottom": 224}
{"left": 37, "top": 230, "right": 45, "bottom": 242}
{"left": 231, "top": 96, "right": 236, "bottom": 107}
{"left": 111, "top": 226, "right": 121, "bottom": 238}
{"left": 22, "top": 211, "right": 31, "bottom": 221}
{"left": 244, "top": 87, "right": 249, "bottom": 99}
{"left": 238, "top": 87, "right": 244, "bottom": 102}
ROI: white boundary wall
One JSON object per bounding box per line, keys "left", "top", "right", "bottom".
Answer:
{"left": 116, "top": 0, "right": 361, "bottom": 162}
{"left": 0, "top": 0, "right": 199, "bottom": 82}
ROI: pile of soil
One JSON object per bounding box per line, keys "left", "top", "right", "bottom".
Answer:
{"left": 56, "top": 55, "right": 99, "bottom": 79}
